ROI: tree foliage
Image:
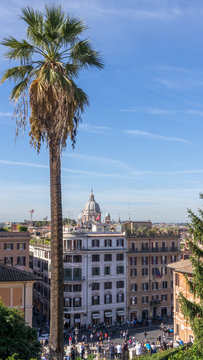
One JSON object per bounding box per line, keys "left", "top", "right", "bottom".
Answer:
{"left": 0, "top": 5, "right": 104, "bottom": 153}
{"left": 178, "top": 195, "right": 203, "bottom": 355}
{"left": 0, "top": 301, "right": 41, "bottom": 360}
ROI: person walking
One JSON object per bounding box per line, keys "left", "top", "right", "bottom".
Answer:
{"left": 116, "top": 343, "right": 122, "bottom": 360}
{"left": 109, "top": 342, "right": 115, "bottom": 360}
{"left": 122, "top": 340, "right": 129, "bottom": 360}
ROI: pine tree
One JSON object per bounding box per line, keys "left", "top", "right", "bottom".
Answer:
{"left": 178, "top": 194, "right": 203, "bottom": 354}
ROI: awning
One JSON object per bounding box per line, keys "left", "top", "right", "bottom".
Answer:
{"left": 117, "top": 310, "right": 124, "bottom": 316}
{"left": 74, "top": 319, "right": 80, "bottom": 323}
{"left": 104, "top": 312, "right": 112, "bottom": 317}
{"left": 92, "top": 313, "right": 100, "bottom": 319}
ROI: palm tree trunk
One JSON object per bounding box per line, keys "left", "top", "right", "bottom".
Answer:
{"left": 49, "top": 143, "right": 64, "bottom": 360}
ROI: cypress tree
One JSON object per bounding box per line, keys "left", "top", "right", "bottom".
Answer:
{"left": 178, "top": 194, "right": 203, "bottom": 354}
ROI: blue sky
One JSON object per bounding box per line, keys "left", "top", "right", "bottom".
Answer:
{"left": 1, "top": 0, "right": 203, "bottom": 222}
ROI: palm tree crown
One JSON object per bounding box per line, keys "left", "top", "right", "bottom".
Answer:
{"left": 1, "top": 5, "right": 104, "bottom": 151}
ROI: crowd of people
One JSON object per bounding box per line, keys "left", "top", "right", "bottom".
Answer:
{"left": 40, "top": 324, "right": 185, "bottom": 359}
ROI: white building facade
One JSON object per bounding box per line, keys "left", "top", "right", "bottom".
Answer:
{"left": 31, "top": 224, "right": 127, "bottom": 328}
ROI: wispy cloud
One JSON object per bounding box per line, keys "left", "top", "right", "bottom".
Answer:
{"left": 121, "top": 107, "right": 172, "bottom": 115}
{"left": 155, "top": 77, "right": 203, "bottom": 89}
{"left": 0, "top": 112, "right": 13, "bottom": 117}
{"left": 124, "top": 130, "right": 190, "bottom": 143}
{"left": 64, "top": 153, "right": 130, "bottom": 169}
{"left": 79, "top": 123, "right": 110, "bottom": 134}
{"left": 0, "top": 160, "right": 48, "bottom": 168}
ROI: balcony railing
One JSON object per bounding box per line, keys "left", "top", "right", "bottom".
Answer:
{"left": 129, "top": 247, "right": 179, "bottom": 253}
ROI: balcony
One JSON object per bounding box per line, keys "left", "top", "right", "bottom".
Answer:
{"left": 129, "top": 247, "right": 179, "bottom": 253}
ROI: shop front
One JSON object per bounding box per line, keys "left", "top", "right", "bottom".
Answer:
{"left": 104, "top": 310, "right": 112, "bottom": 326}
{"left": 116, "top": 309, "right": 124, "bottom": 324}
{"left": 91, "top": 312, "right": 100, "bottom": 326}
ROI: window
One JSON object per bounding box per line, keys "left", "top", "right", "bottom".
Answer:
{"left": 74, "top": 239, "right": 82, "bottom": 250}
{"left": 92, "top": 295, "right": 100, "bottom": 305}
{"left": 105, "top": 239, "right": 112, "bottom": 247}
{"left": 131, "top": 297, "right": 137, "bottom": 305}
{"left": 152, "top": 295, "right": 159, "bottom": 301}
{"left": 104, "top": 254, "right": 112, "bottom": 261}
{"left": 64, "top": 284, "right": 72, "bottom": 292}
{"left": 4, "top": 257, "right": 13, "bottom": 265}
{"left": 176, "top": 299, "right": 179, "bottom": 312}
{"left": 162, "top": 281, "right": 168, "bottom": 289}
{"left": 104, "top": 266, "right": 111, "bottom": 275}
{"left": 161, "top": 242, "right": 166, "bottom": 250}
{"left": 17, "top": 256, "right": 26, "bottom": 266}
{"left": 66, "top": 240, "right": 73, "bottom": 251}
{"left": 4, "top": 243, "right": 13, "bottom": 250}
{"left": 142, "top": 296, "right": 149, "bottom": 304}
{"left": 117, "top": 281, "right": 124, "bottom": 289}
{"left": 43, "top": 262, "right": 48, "bottom": 271}
{"left": 73, "top": 284, "right": 82, "bottom": 292}
{"left": 117, "top": 254, "right": 124, "bottom": 261}
{"left": 142, "top": 242, "right": 149, "bottom": 251}
{"left": 92, "top": 254, "right": 100, "bottom": 262}
{"left": 152, "top": 282, "right": 158, "bottom": 290}
{"left": 92, "top": 239, "right": 100, "bottom": 248}
{"left": 17, "top": 243, "right": 26, "bottom": 250}
{"left": 92, "top": 267, "right": 100, "bottom": 276}
{"left": 171, "top": 255, "right": 176, "bottom": 263}
{"left": 142, "top": 256, "right": 148, "bottom": 265}
{"left": 131, "top": 269, "right": 137, "bottom": 277}
{"left": 152, "top": 256, "right": 158, "bottom": 265}
{"left": 64, "top": 268, "right": 72, "bottom": 281}
{"left": 172, "top": 241, "right": 175, "bottom": 250}
{"left": 130, "top": 257, "right": 137, "bottom": 265}
{"left": 175, "top": 273, "right": 179, "bottom": 286}
{"left": 104, "top": 282, "right": 112, "bottom": 290}
{"left": 117, "top": 238, "right": 124, "bottom": 247}
{"left": 92, "top": 283, "right": 100, "bottom": 290}
{"left": 131, "top": 283, "right": 137, "bottom": 292}
{"left": 73, "top": 268, "right": 82, "bottom": 280}
{"left": 73, "top": 255, "right": 82, "bottom": 263}
{"left": 171, "top": 280, "right": 173, "bottom": 288}
{"left": 131, "top": 242, "right": 136, "bottom": 251}
{"left": 161, "top": 266, "right": 167, "bottom": 275}
{"left": 117, "top": 266, "right": 124, "bottom": 274}
{"left": 142, "top": 283, "right": 148, "bottom": 291}
{"left": 117, "top": 293, "right": 124, "bottom": 302}
{"left": 142, "top": 268, "right": 148, "bottom": 276}
{"left": 176, "top": 324, "right": 179, "bottom": 335}
{"left": 161, "top": 256, "right": 167, "bottom": 265}
{"left": 104, "top": 294, "right": 112, "bottom": 304}
{"left": 161, "top": 294, "right": 167, "bottom": 301}
{"left": 64, "top": 255, "right": 72, "bottom": 263}
{"left": 73, "top": 297, "right": 81, "bottom": 307}
{"left": 64, "top": 297, "right": 71, "bottom": 307}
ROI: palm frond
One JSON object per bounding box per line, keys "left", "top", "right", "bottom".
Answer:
{"left": 20, "top": 7, "right": 44, "bottom": 47}
{"left": 61, "top": 16, "right": 87, "bottom": 46}
{"left": 10, "top": 78, "right": 29, "bottom": 100}
{"left": 1, "top": 65, "right": 33, "bottom": 84}
{"left": 44, "top": 5, "right": 65, "bottom": 42}
{"left": 72, "top": 82, "right": 89, "bottom": 111}
{"left": 71, "top": 39, "right": 104, "bottom": 69}
{"left": 1, "top": 37, "right": 34, "bottom": 62}
{"left": 64, "top": 63, "right": 80, "bottom": 78}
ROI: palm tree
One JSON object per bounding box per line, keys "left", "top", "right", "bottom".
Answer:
{"left": 1, "top": 6, "right": 103, "bottom": 359}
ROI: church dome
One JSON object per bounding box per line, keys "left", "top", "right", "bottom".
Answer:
{"left": 83, "top": 192, "right": 100, "bottom": 214}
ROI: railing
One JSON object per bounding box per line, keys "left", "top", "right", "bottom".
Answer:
{"left": 129, "top": 247, "right": 179, "bottom": 253}
{"left": 128, "top": 247, "right": 180, "bottom": 253}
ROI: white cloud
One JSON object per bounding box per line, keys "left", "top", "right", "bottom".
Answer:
{"left": 0, "top": 112, "right": 13, "bottom": 117}
{"left": 0, "top": 160, "right": 48, "bottom": 168}
{"left": 124, "top": 129, "right": 190, "bottom": 143}
{"left": 64, "top": 153, "right": 130, "bottom": 169}
{"left": 79, "top": 123, "right": 110, "bottom": 134}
